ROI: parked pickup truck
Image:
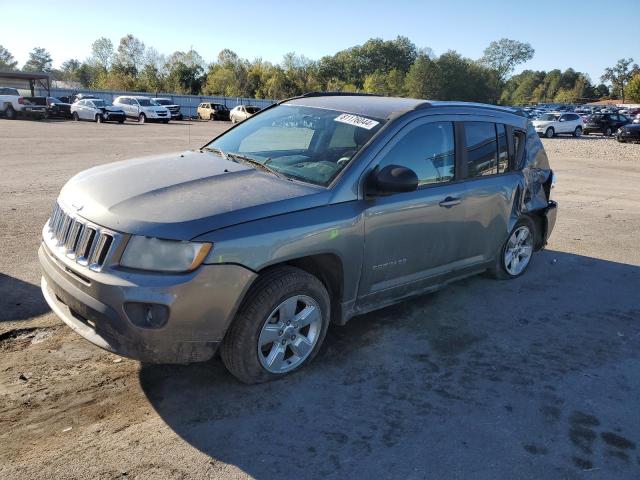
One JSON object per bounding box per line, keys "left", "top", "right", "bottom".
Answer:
{"left": 0, "top": 87, "right": 47, "bottom": 119}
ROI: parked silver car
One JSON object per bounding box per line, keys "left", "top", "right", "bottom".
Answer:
{"left": 70, "top": 99, "right": 125, "bottom": 123}
{"left": 112, "top": 96, "right": 171, "bottom": 123}
{"left": 40, "top": 94, "right": 557, "bottom": 383}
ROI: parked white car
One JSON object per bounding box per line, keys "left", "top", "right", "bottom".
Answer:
{"left": 532, "top": 112, "right": 584, "bottom": 138}
{"left": 112, "top": 96, "right": 171, "bottom": 123}
{"left": 71, "top": 99, "right": 126, "bottom": 123}
{"left": 230, "top": 105, "right": 261, "bottom": 123}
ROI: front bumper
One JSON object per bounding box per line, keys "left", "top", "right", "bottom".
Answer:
{"left": 39, "top": 243, "right": 256, "bottom": 363}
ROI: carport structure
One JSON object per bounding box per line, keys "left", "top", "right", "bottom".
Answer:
{"left": 0, "top": 71, "right": 51, "bottom": 96}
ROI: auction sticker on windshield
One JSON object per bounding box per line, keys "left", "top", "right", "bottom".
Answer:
{"left": 334, "top": 113, "right": 380, "bottom": 130}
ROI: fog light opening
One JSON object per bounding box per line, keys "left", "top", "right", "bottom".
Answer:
{"left": 124, "top": 302, "right": 169, "bottom": 329}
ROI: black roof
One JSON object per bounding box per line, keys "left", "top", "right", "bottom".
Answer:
{"left": 284, "top": 93, "right": 522, "bottom": 120}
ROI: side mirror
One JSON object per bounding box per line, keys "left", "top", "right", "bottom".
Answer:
{"left": 366, "top": 164, "right": 418, "bottom": 196}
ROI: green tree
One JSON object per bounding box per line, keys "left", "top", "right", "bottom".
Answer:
{"left": 91, "top": 37, "right": 114, "bottom": 69}
{"left": 23, "top": 47, "right": 53, "bottom": 72}
{"left": 404, "top": 54, "right": 442, "bottom": 99}
{"left": 601, "top": 58, "right": 639, "bottom": 102}
{"left": 0, "top": 45, "right": 18, "bottom": 70}
{"left": 627, "top": 74, "right": 640, "bottom": 102}
{"left": 113, "top": 34, "right": 146, "bottom": 75}
{"left": 60, "top": 59, "right": 81, "bottom": 83}
{"left": 481, "top": 38, "right": 535, "bottom": 83}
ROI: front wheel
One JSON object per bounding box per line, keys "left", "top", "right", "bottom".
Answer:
{"left": 573, "top": 126, "right": 582, "bottom": 137}
{"left": 220, "top": 266, "right": 330, "bottom": 384}
{"left": 604, "top": 127, "right": 612, "bottom": 136}
{"left": 138, "top": 113, "right": 146, "bottom": 124}
{"left": 5, "top": 106, "right": 17, "bottom": 120}
{"left": 489, "top": 217, "right": 536, "bottom": 280}
{"left": 72, "top": 112, "right": 80, "bottom": 121}
{"left": 95, "top": 114, "right": 103, "bottom": 123}
{"left": 545, "top": 127, "right": 555, "bottom": 138}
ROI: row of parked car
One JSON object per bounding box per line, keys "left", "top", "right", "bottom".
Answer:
{"left": 529, "top": 110, "right": 640, "bottom": 143}
{"left": 0, "top": 88, "right": 262, "bottom": 124}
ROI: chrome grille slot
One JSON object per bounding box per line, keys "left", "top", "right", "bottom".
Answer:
{"left": 46, "top": 201, "right": 118, "bottom": 272}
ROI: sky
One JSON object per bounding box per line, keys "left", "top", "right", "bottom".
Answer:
{"left": 2, "top": 0, "right": 639, "bottom": 83}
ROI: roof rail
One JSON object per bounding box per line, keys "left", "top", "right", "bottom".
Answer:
{"left": 300, "top": 91, "right": 383, "bottom": 98}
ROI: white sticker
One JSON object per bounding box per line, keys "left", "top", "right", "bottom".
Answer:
{"left": 334, "top": 113, "right": 380, "bottom": 130}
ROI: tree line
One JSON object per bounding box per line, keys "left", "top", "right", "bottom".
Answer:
{"left": 1, "top": 36, "right": 639, "bottom": 104}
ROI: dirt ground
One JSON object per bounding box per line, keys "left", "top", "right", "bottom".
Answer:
{"left": 1, "top": 118, "right": 639, "bottom": 480}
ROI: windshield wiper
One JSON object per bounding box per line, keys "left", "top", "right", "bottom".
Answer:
{"left": 201, "top": 146, "right": 228, "bottom": 159}
{"left": 202, "top": 147, "right": 288, "bottom": 180}
{"left": 226, "top": 152, "right": 288, "bottom": 180}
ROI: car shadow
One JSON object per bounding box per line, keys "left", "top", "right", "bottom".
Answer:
{"left": 0, "top": 273, "right": 50, "bottom": 321}
{"left": 139, "top": 250, "right": 640, "bottom": 479}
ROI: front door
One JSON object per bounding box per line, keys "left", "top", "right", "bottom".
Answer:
{"left": 357, "top": 118, "right": 471, "bottom": 308}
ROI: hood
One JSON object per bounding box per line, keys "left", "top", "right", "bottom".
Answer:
{"left": 58, "top": 151, "right": 327, "bottom": 240}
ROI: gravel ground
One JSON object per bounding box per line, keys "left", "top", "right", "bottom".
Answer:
{"left": 1, "top": 119, "right": 639, "bottom": 479}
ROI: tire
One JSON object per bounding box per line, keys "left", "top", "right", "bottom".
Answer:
{"left": 162, "top": 119, "right": 169, "bottom": 124}
{"left": 96, "top": 114, "right": 103, "bottom": 123}
{"left": 489, "top": 216, "right": 537, "bottom": 280}
{"left": 573, "top": 126, "right": 582, "bottom": 137}
{"left": 138, "top": 113, "right": 146, "bottom": 124}
{"left": 604, "top": 127, "right": 612, "bottom": 136}
{"left": 220, "top": 266, "right": 330, "bottom": 384}
{"left": 118, "top": 119, "right": 124, "bottom": 124}
{"left": 72, "top": 112, "right": 79, "bottom": 121}
{"left": 5, "top": 105, "right": 17, "bottom": 120}
{"left": 210, "top": 114, "right": 215, "bottom": 121}
{"left": 545, "top": 127, "right": 555, "bottom": 138}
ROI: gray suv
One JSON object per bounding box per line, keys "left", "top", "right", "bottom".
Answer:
{"left": 39, "top": 93, "right": 557, "bottom": 384}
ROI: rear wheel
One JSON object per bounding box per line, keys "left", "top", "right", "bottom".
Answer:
{"left": 138, "top": 113, "right": 146, "bottom": 124}
{"left": 95, "top": 114, "right": 103, "bottom": 123}
{"left": 210, "top": 113, "right": 215, "bottom": 121}
{"left": 221, "top": 266, "right": 330, "bottom": 384}
{"left": 72, "top": 112, "right": 79, "bottom": 121}
{"left": 604, "top": 127, "right": 612, "bottom": 136}
{"left": 5, "top": 105, "right": 17, "bottom": 120}
{"left": 573, "top": 126, "right": 582, "bottom": 137}
{"left": 489, "top": 217, "right": 536, "bottom": 280}
{"left": 545, "top": 127, "right": 555, "bottom": 138}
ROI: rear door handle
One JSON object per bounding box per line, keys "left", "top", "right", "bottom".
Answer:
{"left": 439, "top": 196, "right": 462, "bottom": 208}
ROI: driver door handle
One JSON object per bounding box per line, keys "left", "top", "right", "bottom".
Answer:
{"left": 439, "top": 196, "right": 462, "bottom": 208}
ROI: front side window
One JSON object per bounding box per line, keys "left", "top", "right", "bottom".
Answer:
{"left": 205, "top": 104, "right": 385, "bottom": 186}
{"left": 464, "top": 122, "right": 498, "bottom": 177}
{"left": 378, "top": 121, "right": 455, "bottom": 186}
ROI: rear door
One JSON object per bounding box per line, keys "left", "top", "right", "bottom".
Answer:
{"left": 459, "top": 121, "right": 520, "bottom": 264}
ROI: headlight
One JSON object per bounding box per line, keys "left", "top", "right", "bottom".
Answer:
{"left": 120, "top": 236, "right": 212, "bottom": 272}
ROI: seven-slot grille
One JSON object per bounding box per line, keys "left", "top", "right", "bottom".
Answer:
{"left": 47, "top": 202, "right": 115, "bottom": 270}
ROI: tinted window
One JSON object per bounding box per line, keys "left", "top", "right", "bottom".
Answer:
{"left": 464, "top": 122, "right": 498, "bottom": 177}
{"left": 567, "top": 114, "right": 579, "bottom": 121}
{"left": 497, "top": 124, "right": 509, "bottom": 173}
{"left": 619, "top": 115, "right": 629, "bottom": 122}
{"left": 378, "top": 121, "right": 455, "bottom": 186}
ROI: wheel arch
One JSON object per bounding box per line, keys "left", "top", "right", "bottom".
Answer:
{"left": 256, "top": 253, "right": 345, "bottom": 325}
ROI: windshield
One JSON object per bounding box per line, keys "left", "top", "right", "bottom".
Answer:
{"left": 205, "top": 104, "right": 385, "bottom": 186}
{"left": 154, "top": 99, "right": 171, "bottom": 105}
{"left": 539, "top": 113, "right": 560, "bottom": 121}
{"left": 138, "top": 98, "right": 159, "bottom": 106}
{"left": 92, "top": 100, "right": 111, "bottom": 107}
{"left": 245, "top": 106, "right": 260, "bottom": 113}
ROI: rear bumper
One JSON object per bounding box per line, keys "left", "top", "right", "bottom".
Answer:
{"left": 541, "top": 200, "right": 558, "bottom": 245}
{"left": 39, "top": 243, "right": 257, "bottom": 363}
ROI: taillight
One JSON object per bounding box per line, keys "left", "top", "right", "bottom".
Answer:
{"left": 18, "top": 97, "right": 24, "bottom": 104}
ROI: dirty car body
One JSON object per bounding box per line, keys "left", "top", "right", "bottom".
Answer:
{"left": 39, "top": 94, "right": 557, "bottom": 382}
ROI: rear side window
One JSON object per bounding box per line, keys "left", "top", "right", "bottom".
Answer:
{"left": 497, "top": 124, "right": 509, "bottom": 173}
{"left": 464, "top": 122, "right": 498, "bottom": 177}
{"left": 378, "top": 121, "right": 455, "bottom": 186}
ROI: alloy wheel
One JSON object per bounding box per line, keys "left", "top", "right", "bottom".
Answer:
{"left": 257, "top": 295, "right": 322, "bottom": 374}
{"left": 504, "top": 226, "right": 534, "bottom": 276}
